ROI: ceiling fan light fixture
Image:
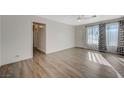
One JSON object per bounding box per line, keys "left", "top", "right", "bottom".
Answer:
{"left": 77, "top": 16, "right": 83, "bottom": 22}
{"left": 83, "top": 15, "right": 96, "bottom": 19}
{"left": 77, "top": 15, "right": 97, "bottom": 22}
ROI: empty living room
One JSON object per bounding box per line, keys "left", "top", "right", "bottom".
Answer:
{"left": 1, "top": 0, "right": 124, "bottom": 93}
{"left": 0, "top": 15, "right": 124, "bottom": 78}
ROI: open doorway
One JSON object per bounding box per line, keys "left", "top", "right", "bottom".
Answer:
{"left": 33, "top": 22, "right": 46, "bottom": 56}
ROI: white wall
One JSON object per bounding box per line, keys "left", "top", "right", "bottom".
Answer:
{"left": 1, "top": 15, "right": 33, "bottom": 65}
{"left": 0, "top": 16, "right": 1, "bottom": 66}
{"left": 33, "top": 16, "right": 75, "bottom": 54}
{"left": 46, "top": 20, "right": 75, "bottom": 53}
{"left": 75, "top": 25, "right": 87, "bottom": 48}
{"left": 1, "top": 15, "right": 75, "bottom": 65}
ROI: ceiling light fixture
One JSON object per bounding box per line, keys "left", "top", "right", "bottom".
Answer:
{"left": 77, "top": 15, "right": 96, "bottom": 22}
{"left": 77, "top": 16, "right": 82, "bottom": 22}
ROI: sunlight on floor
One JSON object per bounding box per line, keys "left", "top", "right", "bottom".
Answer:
{"left": 88, "top": 52, "right": 111, "bottom": 67}
{"left": 118, "top": 58, "right": 124, "bottom": 63}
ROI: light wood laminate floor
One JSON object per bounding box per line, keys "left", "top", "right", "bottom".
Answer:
{"left": 0, "top": 48, "right": 124, "bottom": 78}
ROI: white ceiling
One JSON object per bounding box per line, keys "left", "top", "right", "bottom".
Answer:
{"left": 39, "top": 15, "right": 123, "bottom": 26}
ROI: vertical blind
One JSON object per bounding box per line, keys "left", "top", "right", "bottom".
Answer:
{"left": 86, "top": 22, "right": 119, "bottom": 53}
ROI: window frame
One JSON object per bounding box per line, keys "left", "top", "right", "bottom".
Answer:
{"left": 86, "top": 25, "right": 99, "bottom": 45}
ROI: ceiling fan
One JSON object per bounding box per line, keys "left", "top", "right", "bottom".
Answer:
{"left": 77, "top": 15, "right": 97, "bottom": 22}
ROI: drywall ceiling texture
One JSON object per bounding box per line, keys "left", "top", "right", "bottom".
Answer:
{"left": 40, "top": 15, "right": 123, "bottom": 25}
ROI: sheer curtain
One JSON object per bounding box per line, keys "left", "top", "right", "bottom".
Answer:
{"left": 106, "top": 22, "right": 119, "bottom": 53}
{"left": 86, "top": 25, "right": 99, "bottom": 50}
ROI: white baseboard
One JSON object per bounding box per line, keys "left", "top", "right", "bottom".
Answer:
{"left": 46, "top": 47, "right": 75, "bottom": 54}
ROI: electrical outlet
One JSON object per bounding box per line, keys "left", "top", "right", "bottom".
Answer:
{"left": 15, "top": 55, "right": 20, "bottom": 58}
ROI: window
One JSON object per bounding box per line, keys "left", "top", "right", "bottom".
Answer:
{"left": 106, "top": 22, "right": 119, "bottom": 52}
{"left": 86, "top": 22, "right": 119, "bottom": 52}
{"left": 87, "top": 25, "right": 99, "bottom": 45}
